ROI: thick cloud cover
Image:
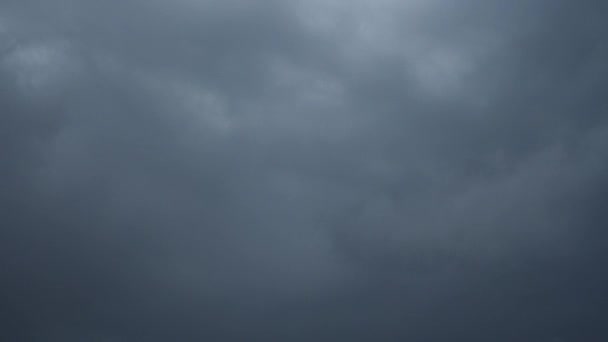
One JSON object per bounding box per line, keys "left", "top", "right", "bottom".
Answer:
{"left": 1, "top": 0, "right": 607, "bottom": 340}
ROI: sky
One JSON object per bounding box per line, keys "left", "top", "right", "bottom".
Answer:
{"left": 1, "top": 0, "right": 607, "bottom": 341}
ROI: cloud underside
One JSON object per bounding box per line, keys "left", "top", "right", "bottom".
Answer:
{"left": 1, "top": 1, "right": 608, "bottom": 341}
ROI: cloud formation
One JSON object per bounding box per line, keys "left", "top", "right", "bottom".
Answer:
{"left": 1, "top": 0, "right": 607, "bottom": 340}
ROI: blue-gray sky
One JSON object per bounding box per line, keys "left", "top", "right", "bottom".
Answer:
{"left": 1, "top": 1, "right": 608, "bottom": 341}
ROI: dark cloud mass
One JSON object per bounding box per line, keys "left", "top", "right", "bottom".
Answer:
{"left": 1, "top": 0, "right": 608, "bottom": 340}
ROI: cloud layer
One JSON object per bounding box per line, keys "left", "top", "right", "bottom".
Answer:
{"left": 2, "top": 1, "right": 608, "bottom": 340}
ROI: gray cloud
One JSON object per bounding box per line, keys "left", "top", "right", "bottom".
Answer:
{"left": 1, "top": 0, "right": 607, "bottom": 341}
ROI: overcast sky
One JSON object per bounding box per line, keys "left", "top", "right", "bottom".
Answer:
{"left": 1, "top": 0, "right": 607, "bottom": 341}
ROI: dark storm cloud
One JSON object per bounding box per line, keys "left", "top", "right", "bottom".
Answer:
{"left": 1, "top": 0, "right": 607, "bottom": 341}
